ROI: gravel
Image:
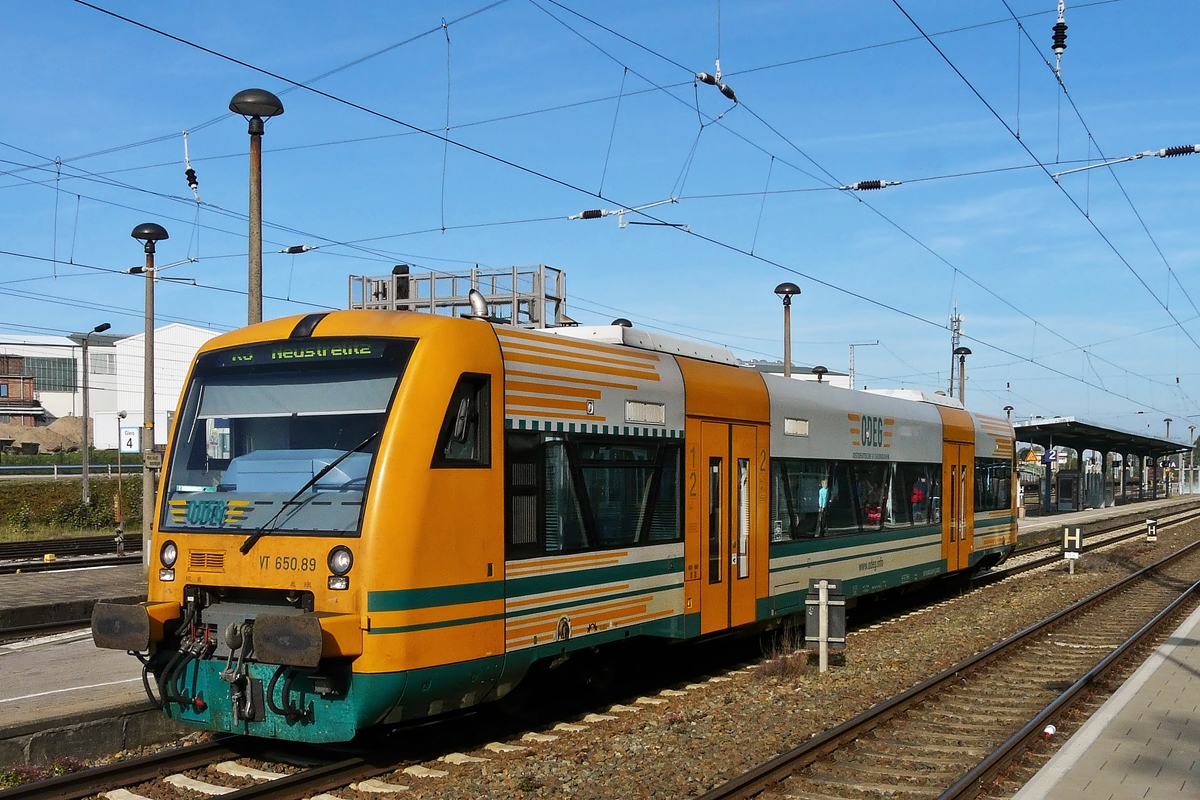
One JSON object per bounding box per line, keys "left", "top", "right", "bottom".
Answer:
{"left": 358, "top": 526, "right": 1197, "bottom": 799}
{"left": 75, "top": 522, "right": 1199, "bottom": 799}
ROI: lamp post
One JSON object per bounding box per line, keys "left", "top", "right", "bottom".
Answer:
{"left": 1190, "top": 425, "right": 1197, "bottom": 495}
{"left": 953, "top": 346, "right": 972, "bottom": 404}
{"left": 229, "top": 88, "right": 284, "bottom": 325}
{"left": 774, "top": 282, "right": 801, "bottom": 377}
{"left": 1164, "top": 417, "right": 1172, "bottom": 438}
{"left": 116, "top": 410, "right": 127, "bottom": 544}
{"left": 80, "top": 322, "right": 111, "bottom": 506}
{"left": 131, "top": 222, "right": 168, "bottom": 567}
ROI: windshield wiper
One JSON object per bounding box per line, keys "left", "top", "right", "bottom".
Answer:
{"left": 239, "top": 431, "right": 380, "bottom": 555}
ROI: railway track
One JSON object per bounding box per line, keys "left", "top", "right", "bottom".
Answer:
{"left": 978, "top": 504, "right": 1200, "bottom": 583}
{"left": 3, "top": 511, "right": 1196, "bottom": 798}
{"left": 0, "top": 535, "right": 139, "bottom": 575}
{"left": 0, "top": 736, "right": 410, "bottom": 800}
{"left": 699, "top": 539, "right": 1200, "bottom": 799}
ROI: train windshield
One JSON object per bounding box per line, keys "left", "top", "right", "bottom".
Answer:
{"left": 161, "top": 338, "right": 413, "bottom": 536}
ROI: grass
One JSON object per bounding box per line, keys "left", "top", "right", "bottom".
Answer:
{"left": 756, "top": 620, "right": 812, "bottom": 681}
{"left": 0, "top": 759, "right": 85, "bottom": 787}
{"left": 0, "top": 523, "right": 122, "bottom": 543}
{"left": 0, "top": 477, "right": 140, "bottom": 543}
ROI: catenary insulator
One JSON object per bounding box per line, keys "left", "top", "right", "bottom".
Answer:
{"left": 695, "top": 72, "right": 717, "bottom": 85}
{"left": 1160, "top": 144, "right": 1198, "bottom": 157}
{"left": 1052, "top": 21, "right": 1068, "bottom": 55}
{"left": 185, "top": 168, "right": 198, "bottom": 191}
{"left": 580, "top": 209, "right": 604, "bottom": 220}
{"left": 718, "top": 82, "right": 738, "bottom": 102}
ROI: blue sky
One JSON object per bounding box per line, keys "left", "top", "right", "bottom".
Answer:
{"left": 1, "top": 1, "right": 1197, "bottom": 439}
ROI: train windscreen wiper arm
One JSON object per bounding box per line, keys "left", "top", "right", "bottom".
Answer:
{"left": 238, "top": 431, "right": 381, "bottom": 555}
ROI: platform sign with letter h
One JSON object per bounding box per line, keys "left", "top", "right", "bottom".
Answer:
{"left": 1062, "top": 526, "right": 1082, "bottom": 575}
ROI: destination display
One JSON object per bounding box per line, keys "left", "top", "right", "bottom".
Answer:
{"left": 213, "top": 340, "right": 384, "bottom": 369}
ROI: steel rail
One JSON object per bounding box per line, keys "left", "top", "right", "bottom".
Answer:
{"left": 215, "top": 757, "right": 397, "bottom": 800}
{"left": 0, "top": 740, "right": 239, "bottom": 800}
{"left": 1009, "top": 503, "right": 1200, "bottom": 557}
{"left": 939, "top": 577, "right": 1200, "bottom": 800}
{"left": 699, "top": 535, "right": 1200, "bottom": 800}
{"left": 0, "top": 554, "right": 140, "bottom": 575}
{"left": 980, "top": 507, "right": 1200, "bottom": 584}
{"left": 0, "top": 535, "right": 137, "bottom": 561}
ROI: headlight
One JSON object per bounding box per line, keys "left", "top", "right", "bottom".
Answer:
{"left": 328, "top": 546, "right": 353, "bottom": 575}
{"left": 160, "top": 540, "right": 178, "bottom": 568}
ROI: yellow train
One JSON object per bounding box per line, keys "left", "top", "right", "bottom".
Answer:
{"left": 92, "top": 306, "right": 1016, "bottom": 742}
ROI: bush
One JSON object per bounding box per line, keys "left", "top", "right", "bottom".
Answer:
{"left": 0, "top": 478, "right": 141, "bottom": 534}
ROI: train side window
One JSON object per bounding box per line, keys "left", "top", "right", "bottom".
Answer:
{"left": 505, "top": 432, "right": 542, "bottom": 557}
{"left": 975, "top": 457, "right": 1012, "bottom": 512}
{"left": 852, "top": 462, "right": 890, "bottom": 532}
{"left": 770, "top": 458, "right": 829, "bottom": 541}
{"left": 707, "top": 457, "right": 722, "bottom": 583}
{"left": 432, "top": 373, "right": 490, "bottom": 468}
{"left": 645, "top": 445, "right": 682, "bottom": 543}
{"left": 544, "top": 439, "right": 590, "bottom": 552}
{"left": 824, "top": 463, "right": 858, "bottom": 534}
{"left": 506, "top": 434, "right": 682, "bottom": 559}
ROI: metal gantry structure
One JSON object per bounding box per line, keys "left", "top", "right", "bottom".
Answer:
{"left": 348, "top": 264, "right": 572, "bottom": 329}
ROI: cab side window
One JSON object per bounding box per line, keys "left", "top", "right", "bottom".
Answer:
{"left": 432, "top": 374, "right": 490, "bottom": 468}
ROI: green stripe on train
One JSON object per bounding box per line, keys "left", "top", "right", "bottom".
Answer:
{"left": 507, "top": 557, "right": 681, "bottom": 597}
{"left": 768, "top": 537, "right": 938, "bottom": 575}
{"left": 767, "top": 524, "right": 940, "bottom": 558}
{"left": 368, "top": 580, "right": 505, "bottom": 612}
{"left": 767, "top": 558, "right": 947, "bottom": 613}
{"left": 368, "top": 558, "right": 680, "bottom": 614}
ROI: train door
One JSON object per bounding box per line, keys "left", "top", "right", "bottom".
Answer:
{"left": 697, "top": 420, "right": 759, "bottom": 634}
{"left": 941, "top": 440, "right": 975, "bottom": 571}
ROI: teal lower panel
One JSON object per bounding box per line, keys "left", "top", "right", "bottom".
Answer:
{"left": 166, "top": 660, "right": 405, "bottom": 743}
{"left": 380, "top": 654, "right": 506, "bottom": 724}
{"left": 769, "top": 559, "right": 947, "bottom": 615}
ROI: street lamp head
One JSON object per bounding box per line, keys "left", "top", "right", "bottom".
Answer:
{"left": 611, "top": 318, "right": 633, "bottom": 327}
{"left": 230, "top": 88, "right": 284, "bottom": 135}
{"left": 118, "top": 410, "right": 127, "bottom": 419}
{"left": 92, "top": 322, "right": 111, "bottom": 335}
{"left": 811, "top": 365, "right": 828, "bottom": 383}
{"left": 953, "top": 346, "right": 972, "bottom": 357}
{"left": 774, "top": 282, "right": 801, "bottom": 305}
{"left": 131, "top": 222, "right": 169, "bottom": 254}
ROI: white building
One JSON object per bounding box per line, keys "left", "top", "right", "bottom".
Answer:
{"left": 0, "top": 323, "right": 219, "bottom": 449}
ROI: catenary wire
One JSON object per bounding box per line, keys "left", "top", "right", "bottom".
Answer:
{"left": 66, "top": 0, "right": 1193, "bottom": 420}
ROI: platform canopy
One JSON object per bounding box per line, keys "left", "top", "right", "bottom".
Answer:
{"left": 1013, "top": 417, "right": 1189, "bottom": 459}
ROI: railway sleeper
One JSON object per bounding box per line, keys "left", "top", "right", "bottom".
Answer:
{"left": 858, "top": 749, "right": 985, "bottom": 767}
{"left": 798, "top": 772, "right": 945, "bottom": 797}
{"left": 870, "top": 734, "right": 994, "bottom": 753}
{"left": 914, "top": 713, "right": 1032, "bottom": 732}
{"left": 824, "top": 759, "right": 959, "bottom": 780}
{"left": 930, "top": 698, "right": 1030, "bottom": 716}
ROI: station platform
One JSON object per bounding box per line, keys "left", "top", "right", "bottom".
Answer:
{"left": 1016, "top": 494, "right": 1200, "bottom": 544}
{"left": 0, "top": 560, "right": 146, "bottom": 630}
{"left": 1012, "top": 601, "right": 1200, "bottom": 799}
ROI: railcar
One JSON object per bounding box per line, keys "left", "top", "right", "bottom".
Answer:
{"left": 92, "top": 307, "right": 1016, "bottom": 742}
